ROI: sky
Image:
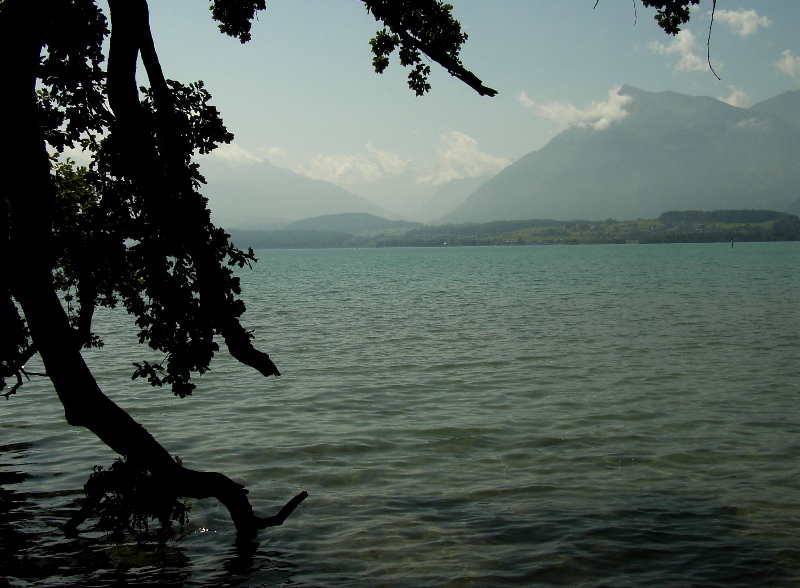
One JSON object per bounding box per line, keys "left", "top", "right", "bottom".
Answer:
{"left": 120, "top": 1, "right": 799, "bottom": 217}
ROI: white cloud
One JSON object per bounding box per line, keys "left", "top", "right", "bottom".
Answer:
{"left": 517, "top": 92, "right": 536, "bottom": 109}
{"left": 777, "top": 50, "right": 800, "bottom": 83}
{"left": 649, "top": 29, "right": 707, "bottom": 72}
{"left": 736, "top": 117, "right": 770, "bottom": 132}
{"left": 714, "top": 8, "right": 772, "bottom": 37}
{"left": 211, "top": 143, "right": 265, "bottom": 164}
{"left": 208, "top": 144, "right": 288, "bottom": 165}
{"left": 719, "top": 86, "right": 750, "bottom": 108}
{"left": 416, "top": 132, "right": 511, "bottom": 186}
{"left": 517, "top": 86, "right": 633, "bottom": 131}
{"left": 298, "top": 144, "right": 409, "bottom": 185}
{"left": 259, "top": 146, "right": 286, "bottom": 160}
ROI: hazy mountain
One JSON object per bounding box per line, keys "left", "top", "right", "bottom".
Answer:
{"left": 412, "top": 175, "right": 493, "bottom": 222}
{"left": 750, "top": 90, "right": 800, "bottom": 131}
{"left": 200, "top": 159, "right": 394, "bottom": 230}
{"left": 440, "top": 86, "right": 800, "bottom": 223}
{"left": 350, "top": 171, "right": 437, "bottom": 220}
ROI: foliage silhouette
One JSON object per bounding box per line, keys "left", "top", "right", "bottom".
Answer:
{"left": 0, "top": 0, "right": 703, "bottom": 537}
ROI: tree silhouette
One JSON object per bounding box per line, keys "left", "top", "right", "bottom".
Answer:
{"left": 0, "top": 0, "right": 699, "bottom": 537}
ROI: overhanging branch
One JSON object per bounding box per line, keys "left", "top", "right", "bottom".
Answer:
{"left": 396, "top": 28, "right": 497, "bottom": 97}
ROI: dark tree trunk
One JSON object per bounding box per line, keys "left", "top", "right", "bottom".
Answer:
{"left": 0, "top": 0, "right": 304, "bottom": 538}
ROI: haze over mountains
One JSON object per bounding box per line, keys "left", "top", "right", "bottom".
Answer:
{"left": 441, "top": 86, "right": 800, "bottom": 223}
{"left": 203, "top": 86, "right": 800, "bottom": 229}
{"left": 201, "top": 158, "right": 395, "bottom": 230}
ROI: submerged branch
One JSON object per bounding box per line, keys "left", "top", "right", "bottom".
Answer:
{"left": 63, "top": 461, "right": 307, "bottom": 539}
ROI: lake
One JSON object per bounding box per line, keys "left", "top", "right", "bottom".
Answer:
{"left": 2, "top": 242, "right": 799, "bottom": 587}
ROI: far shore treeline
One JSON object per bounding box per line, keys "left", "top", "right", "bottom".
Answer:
{"left": 227, "top": 210, "right": 800, "bottom": 249}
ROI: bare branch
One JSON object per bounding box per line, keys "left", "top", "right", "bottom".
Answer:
{"left": 706, "top": 0, "right": 721, "bottom": 80}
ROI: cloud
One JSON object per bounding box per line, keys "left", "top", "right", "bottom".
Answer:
{"left": 211, "top": 143, "right": 265, "bottom": 164}
{"left": 714, "top": 8, "right": 772, "bottom": 37}
{"left": 518, "top": 86, "right": 633, "bottom": 131}
{"left": 259, "top": 147, "right": 286, "bottom": 160}
{"left": 736, "top": 117, "right": 770, "bottom": 132}
{"left": 777, "top": 50, "right": 800, "bottom": 83}
{"left": 298, "top": 144, "right": 409, "bottom": 185}
{"left": 649, "top": 29, "right": 707, "bottom": 72}
{"left": 719, "top": 86, "right": 750, "bottom": 108}
{"left": 416, "top": 132, "right": 511, "bottom": 186}
{"left": 207, "top": 144, "right": 288, "bottom": 165}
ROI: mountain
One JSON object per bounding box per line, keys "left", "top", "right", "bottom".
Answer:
{"left": 440, "top": 86, "right": 800, "bottom": 223}
{"left": 200, "top": 159, "right": 394, "bottom": 230}
{"left": 227, "top": 213, "right": 423, "bottom": 249}
{"left": 412, "top": 175, "right": 492, "bottom": 222}
{"left": 228, "top": 210, "right": 800, "bottom": 250}
{"left": 750, "top": 90, "right": 800, "bottom": 131}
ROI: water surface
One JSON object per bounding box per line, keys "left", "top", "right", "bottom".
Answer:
{"left": 2, "top": 242, "right": 799, "bottom": 587}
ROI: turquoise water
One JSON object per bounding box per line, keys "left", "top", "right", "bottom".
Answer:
{"left": 2, "top": 242, "right": 799, "bottom": 587}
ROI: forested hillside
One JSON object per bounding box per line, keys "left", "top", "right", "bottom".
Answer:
{"left": 228, "top": 210, "right": 800, "bottom": 249}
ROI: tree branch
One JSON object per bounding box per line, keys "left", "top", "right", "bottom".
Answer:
{"left": 220, "top": 318, "right": 280, "bottom": 377}
{"left": 706, "top": 0, "right": 720, "bottom": 80}
{"left": 63, "top": 464, "right": 307, "bottom": 538}
{"left": 363, "top": 0, "right": 497, "bottom": 97}
{"left": 0, "top": 0, "right": 298, "bottom": 537}
{"left": 396, "top": 28, "right": 497, "bottom": 97}
{"left": 1, "top": 346, "right": 39, "bottom": 399}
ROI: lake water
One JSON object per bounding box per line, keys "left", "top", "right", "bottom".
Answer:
{"left": 2, "top": 242, "right": 799, "bottom": 587}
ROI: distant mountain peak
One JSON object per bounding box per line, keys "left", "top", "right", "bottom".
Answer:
{"left": 750, "top": 89, "right": 800, "bottom": 131}
{"left": 439, "top": 87, "right": 800, "bottom": 223}
{"left": 199, "top": 158, "right": 395, "bottom": 230}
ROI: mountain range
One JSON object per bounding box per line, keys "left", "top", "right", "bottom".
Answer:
{"left": 200, "top": 158, "right": 394, "bottom": 230}
{"left": 440, "top": 86, "right": 800, "bottom": 223}
{"left": 202, "top": 86, "right": 800, "bottom": 229}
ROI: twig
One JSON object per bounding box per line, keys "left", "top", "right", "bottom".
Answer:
{"left": 256, "top": 491, "right": 309, "bottom": 529}
{"left": 706, "top": 0, "right": 721, "bottom": 80}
